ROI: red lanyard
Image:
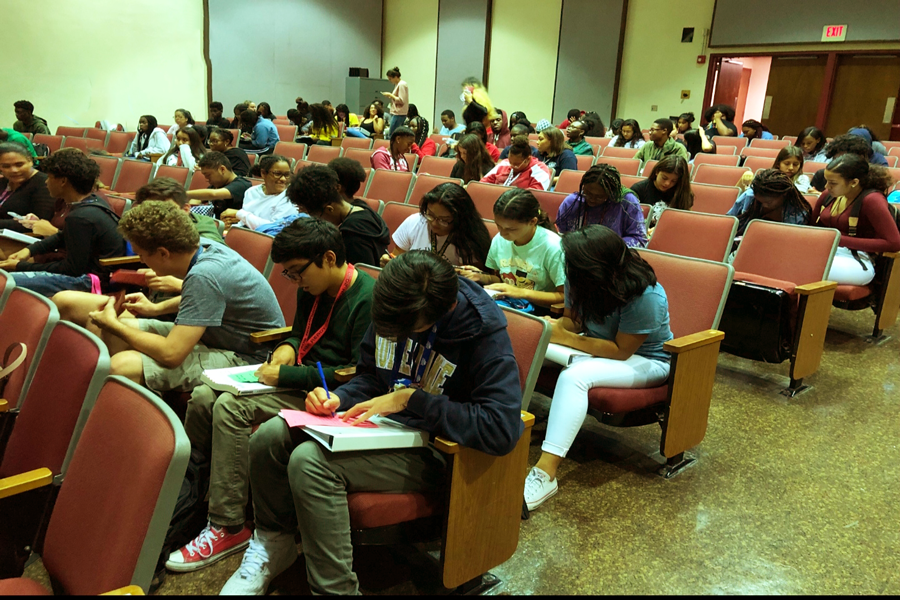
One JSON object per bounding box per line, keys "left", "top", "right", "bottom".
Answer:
{"left": 296, "top": 264, "right": 356, "bottom": 364}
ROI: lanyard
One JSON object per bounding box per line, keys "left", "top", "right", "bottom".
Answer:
{"left": 391, "top": 323, "right": 438, "bottom": 388}
{"left": 429, "top": 230, "right": 451, "bottom": 259}
{"left": 296, "top": 264, "right": 356, "bottom": 364}
{"left": 187, "top": 247, "right": 202, "bottom": 271}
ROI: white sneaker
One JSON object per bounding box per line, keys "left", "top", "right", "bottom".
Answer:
{"left": 219, "top": 529, "right": 298, "bottom": 595}
{"left": 524, "top": 467, "right": 558, "bottom": 511}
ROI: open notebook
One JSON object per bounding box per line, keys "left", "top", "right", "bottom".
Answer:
{"left": 280, "top": 410, "right": 429, "bottom": 452}
{"left": 201, "top": 364, "right": 289, "bottom": 396}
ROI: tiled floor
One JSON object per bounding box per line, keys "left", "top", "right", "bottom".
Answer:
{"left": 24, "top": 307, "right": 900, "bottom": 594}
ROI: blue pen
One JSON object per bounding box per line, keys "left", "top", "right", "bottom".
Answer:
{"left": 316, "top": 361, "right": 335, "bottom": 418}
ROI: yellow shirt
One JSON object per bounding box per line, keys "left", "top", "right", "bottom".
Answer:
{"left": 310, "top": 124, "right": 339, "bottom": 142}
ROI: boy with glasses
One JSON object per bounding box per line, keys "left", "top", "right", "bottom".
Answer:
{"left": 633, "top": 118, "right": 688, "bottom": 167}
{"left": 167, "top": 217, "right": 375, "bottom": 573}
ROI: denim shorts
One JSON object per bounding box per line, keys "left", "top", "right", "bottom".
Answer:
{"left": 11, "top": 271, "right": 92, "bottom": 298}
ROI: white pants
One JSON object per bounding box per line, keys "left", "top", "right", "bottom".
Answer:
{"left": 542, "top": 355, "right": 670, "bottom": 458}
{"left": 827, "top": 246, "right": 875, "bottom": 286}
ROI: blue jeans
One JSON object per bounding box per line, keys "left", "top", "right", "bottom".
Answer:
{"left": 389, "top": 114, "right": 406, "bottom": 135}
{"left": 11, "top": 271, "right": 92, "bottom": 298}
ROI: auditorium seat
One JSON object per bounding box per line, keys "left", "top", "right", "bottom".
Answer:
{"left": 32, "top": 135, "right": 63, "bottom": 154}
{"left": 358, "top": 197, "right": 385, "bottom": 215}
{"left": 832, "top": 250, "right": 900, "bottom": 341}
{"left": 540, "top": 249, "right": 733, "bottom": 478}
{"left": 740, "top": 146, "right": 780, "bottom": 160}
{"left": 647, "top": 208, "right": 738, "bottom": 262}
{"left": 749, "top": 138, "right": 790, "bottom": 150}
{"left": 374, "top": 139, "right": 390, "bottom": 149}
{"left": 466, "top": 182, "right": 515, "bottom": 219}
{"left": 0, "top": 270, "right": 13, "bottom": 314}
{"left": 273, "top": 142, "right": 307, "bottom": 165}
{"left": 0, "top": 376, "right": 189, "bottom": 594}
{"left": 104, "top": 131, "right": 135, "bottom": 156}
{"left": 691, "top": 183, "right": 740, "bottom": 215}
{"left": 224, "top": 228, "right": 274, "bottom": 277}
{"left": 55, "top": 126, "right": 87, "bottom": 138}
{"left": 85, "top": 129, "right": 109, "bottom": 144}
{"left": 109, "top": 159, "right": 153, "bottom": 195}
{"left": 743, "top": 156, "right": 774, "bottom": 173}
{"left": 712, "top": 136, "right": 747, "bottom": 150}
{"left": 188, "top": 170, "right": 208, "bottom": 190}
{"left": 782, "top": 136, "right": 797, "bottom": 144}
{"left": 719, "top": 221, "right": 839, "bottom": 396}
{"left": 89, "top": 155, "right": 120, "bottom": 188}
{"left": 363, "top": 170, "right": 414, "bottom": 204}
{"left": 888, "top": 147, "right": 900, "bottom": 158}
{"left": 418, "top": 156, "right": 456, "bottom": 177}
{"left": 887, "top": 167, "right": 900, "bottom": 184}
{"left": 601, "top": 146, "right": 639, "bottom": 159}
{"left": 553, "top": 170, "right": 583, "bottom": 195}
{"left": 885, "top": 156, "right": 898, "bottom": 168}
{"left": 274, "top": 124, "right": 298, "bottom": 143}
{"left": 61, "top": 137, "right": 104, "bottom": 153}
{"left": 406, "top": 174, "right": 463, "bottom": 206}
{"left": 0, "top": 287, "right": 59, "bottom": 412}
{"left": 266, "top": 267, "right": 298, "bottom": 325}
{"left": 380, "top": 202, "right": 419, "bottom": 251}
{"left": 306, "top": 145, "right": 342, "bottom": 164}
{"left": 714, "top": 145, "right": 737, "bottom": 155}
{"left": 692, "top": 153, "right": 741, "bottom": 175}
{"left": 293, "top": 159, "right": 314, "bottom": 173}
{"left": 692, "top": 164, "right": 751, "bottom": 187}
{"left": 484, "top": 219, "right": 499, "bottom": 239}
{"left": 341, "top": 137, "right": 373, "bottom": 151}
{"left": 621, "top": 174, "right": 646, "bottom": 189}
{"left": 641, "top": 160, "right": 658, "bottom": 177}
{"left": 530, "top": 189, "right": 569, "bottom": 222}
{"left": 640, "top": 203, "right": 651, "bottom": 220}
{"left": 102, "top": 194, "right": 132, "bottom": 217}
{"left": 594, "top": 156, "right": 640, "bottom": 176}
{"left": 575, "top": 154, "right": 594, "bottom": 171}
{"left": 404, "top": 153, "right": 419, "bottom": 172}
{"left": 344, "top": 148, "right": 377, "bottom": 169}
{"left": 802, "top": 161, "right": 828, "bottom": 175}
{"left": 152, "top": 164, "right": 190, "bottom": 187}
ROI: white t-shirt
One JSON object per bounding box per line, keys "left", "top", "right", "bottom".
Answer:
{"left": 235, "top": 185, "right": 298, "bottom": 230}
{"left": 392, "top": 214, "right": 460, "bottom": 265}
{"left": 485, "top": 226, "right": 566, "bottom": 293}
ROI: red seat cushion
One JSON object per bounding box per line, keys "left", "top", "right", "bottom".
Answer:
{"left": 834, "top": 284, "right": 872, "bottom": 302}
{"left": 734, "top": 271, "right": 796, "bottom": 295}
{"left": 347, "top": 492, "right": 442, "bottom": 529}
{"left": 0, "top": 578, "right": 51, "bottom": 595}
{"left": 587, "top": 385, "right": 668, "bottom": 414}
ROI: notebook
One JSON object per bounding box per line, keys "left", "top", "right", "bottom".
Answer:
{"left": 279, "top": 410, "right": 430, "bottom": 452}
{"left": 0, "top": 229, "right": 38, "bottom": 245}
{"left": 543, "top": 342, "right": 592, "bottom": 367}
{"left": 201, "top": 364, "right": 289, "bottom": 396}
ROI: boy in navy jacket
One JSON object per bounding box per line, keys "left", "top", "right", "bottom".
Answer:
{"left": 222, "top": 250, "right": 523, "bottom": 595}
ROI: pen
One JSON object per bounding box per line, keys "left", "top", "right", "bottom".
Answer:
{"left": 316, "top": 361, "right": 334, "bottom": 418}
{"left": 266, "top": 350, "right": 273, "bottom": 364}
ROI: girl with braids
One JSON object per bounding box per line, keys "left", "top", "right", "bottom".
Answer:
{"left": 631, "top": 156, "right": 694, "bottom": 230}
{"left": 727, "top": 169, "right": 810, "bottom": 239}
{"left": 555, "top": 163, "right": 648, "bottom": 247}
{"left": 460, "top": 188, "right": 565, "bottom": 309}
{"left": 126, "top": 115, "right": 169, "bottom": 159}
{"left": 812, "top": 154, "right": 900, "bottom": 285}
{"left": 523, "top": 224, "right": 673, "bottom": 511}
{"left": 370, "top": 126, "right": 415, "bottom": 171}
{"left": 220, "top": 154, "right": 297, "bottom": 231}
{"left": 450, "top": 134, "right": 496, "bottom": 184}
{"left": 387, "top": 182, "right": 492, "bottom": 269}
{"left": 740, "top": 119, "right": 774, "bottom": 141}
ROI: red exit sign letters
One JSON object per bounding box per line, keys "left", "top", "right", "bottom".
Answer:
{"left": 822, "top": 25, "right": 847, "bottom": 42}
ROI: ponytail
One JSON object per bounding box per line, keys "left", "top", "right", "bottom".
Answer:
{"left": 493, "top": 188, "right": 554, "bottom": 231}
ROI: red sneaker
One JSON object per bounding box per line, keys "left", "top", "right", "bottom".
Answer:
{"left": 166, "top": 523, "right": 252, "bottom": 572}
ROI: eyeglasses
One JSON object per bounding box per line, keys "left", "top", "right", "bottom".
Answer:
{"left": 281, "top": 255, "right": 322, "bottom": 282}
{"left": 649, "top": 127, "right": 664, "bottom": 133}
{"left": 424, "top": 211, "right": 453, "bottom": 226}
{"left": 266, "top": 171, "right": 291, "bottom": 180}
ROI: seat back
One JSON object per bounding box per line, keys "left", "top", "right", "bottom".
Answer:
{"left": 32, "top": 134, "right": 63, "bottom": 153}
{"left": 500, "top": 308, "right": 551, "bottom": 411}
{"left": 273, "top": 142, "right": 307, "bottom": 165}
{"left": 407, "top": 174, "right": 463, "bottom": 206}
{"left": 637, "top": 249, "right": 734, "bottom": 337}
{"left": 648, "top": 209, "right": 738, "bottom": 262}
{"left": 61, "top": 137, "right": 104, "bottom": 153}
{"left": 574, "top": 154, "right": 594, "bottom": 171}
{"left": 153, "top": 164, "right": 190, "bottom": 187}
{"left": 692, "top": 153, "right": 741, "bottom": 174}
{"left": 266, "top": 268, "right": 298, "bottom": 324}
{"left": 711, "top": 135, "right": 747, "bottom": 149}
{"left": 483, "top": 219, "right": 499, "bottom": 239}
{"left": 364, "top": 170, "right": 413, "bottom": 204}
{"left": 274, "top": 124, "right": 297, "bottom": 143}
{"left": 103, "top": 194, "right": 131, "bottom": 217}
{"left": 640, "top": 203, "right": 652, "bottom": 220}
{"left": 743, "top": 156, "right": 774, "bottom": 173}
{"left": 41, "top": 376, "right": 189, "bottom": 595}
{"left": 642, "top": 160, "right": 658, "bottom": 177}
{"left": 585, "top": 136, "right": 610, "bottom": 147}
{"left": 55, "top": 126, "right": 87, "bottom": 138}
{"left": 739, "top": 146, "right": 780, "bottom": 160}
{"left": 374, "top": 138, "right": 391, "bottom": 149}
{"left": 356, "top": 264, "right": 382, "bottom": 280}
{"left": 553, "top": 169, "right": 584, "bottom": 195}
{"left": 225, "top": 228, "right": 275, "bottom": 277}
{"left": 530, "top": 189, "right": 569, "bottom": 222}
{"left": 90, "top": 155, "right": 120, "bottom": 188}
{"left": 105, "top": 131, "right": 135, "bottom": 155}
{"left": 692, "top": 164, "right": 751, "bottom": 187}
{"left": 733, "top": 220, "right": 839, "bottom": 285}
{"left": 0, "top": 323, "right": 109, "bottom": 479}
{"left": 802, "top": 160, "right": 827, "bottom": 175}
{"left": 404, "top": 153, "right": 419, "bottom": 172}
{"left": 344, "top": 148, "right": 377, "bottom": 169}
{"left": 749, "top": 138, "right": 790, "bottom": 150}
{"left": 691, "top": 183, "right": 740, "bottom": 215}
{"left": 110, "top": 159, "right": 153, "bottom": 194}
{"left": 380, "top": 202, "right": 419, "bottom": 252}
{"left": 715, "top": 145, "right": 737, "bottom": 155}
{"left": 0, "top": 269, "right": 14, "bottom": 314}
{"left": 466, "top": 182, "right": 514, "bottom": 219}
{"left": 294, "top": 159, "right": 314, "bottom": 173}
{"left": 782, "top": 136, "right": 797, "bottom": 144}
{"left": 0, "top": 288, "right": 59, "bottom": 410}
{"left": 418, "top": 155, "right": 456, "bottom": 177}
{"left": 594, "top": 156, "right": 641, "bottom": 175}
{"left": 601, "top": 146, "right": 639, "bottom": 159}
{"left": 358, "top": 197, "right": 384, "bottom": 215}
{"left": 306, "top": 145, "right": 342, "bottom": 164}
{"left": 85, "top": 129, "right": 109, "bottom": 143}
{"left": 341, "top": 137, "right": 373, "bottom": 150}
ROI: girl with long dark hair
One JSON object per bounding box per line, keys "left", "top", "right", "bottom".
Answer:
{"left": 610, "top": 118, "right": 645, "bottom": 149}
{"left": 450, "top": 134, "right": 495, "bottom": 185}
{"left": 632, "top": 156, "right": 694, "bottom": 229}
{"left": 157, "top": 126, "right": 206, "bottom": 170}
{"left": 524, "top": 224, "right": 673, "bottom": 511}
{"left": 127, "top": 115, "right": 169, "bottom": 159}
{"left": 727, "top": 168, "right": 811, "bottom": 241}
{"left": 795, "top": 126, "right": 828, "bottom": 163}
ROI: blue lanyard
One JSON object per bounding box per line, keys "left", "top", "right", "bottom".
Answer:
{"left": 187, "top": 247, "right": 202, "bottom": 271}
{"left": 390, "top": 324, "right": 438, "bottom": 388}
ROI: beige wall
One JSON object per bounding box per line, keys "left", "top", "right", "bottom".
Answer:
{"left": 1, "top": 0, "right": 207, "bottom": 133}
{"left": 382, "top": 0, "right": 439, "bottom": 126}
{"left": 487, "top": 0, "right": 562, "bottom": 123}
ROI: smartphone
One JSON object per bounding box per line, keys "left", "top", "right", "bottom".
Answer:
{"left": 7, "top": 212, "right": 24, "bottom": 219}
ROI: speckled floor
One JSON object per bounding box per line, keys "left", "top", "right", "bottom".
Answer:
{"left": 24, "top": 307, "right": 900, "bottom": 595}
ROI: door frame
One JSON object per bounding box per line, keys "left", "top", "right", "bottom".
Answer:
{"left": 702, "top": 50, "right": 900, "bottom": 140}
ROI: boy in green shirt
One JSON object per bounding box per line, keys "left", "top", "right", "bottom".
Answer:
{"left": 634, "top": 118, "right": 688, "bottom": 166}
{"left": 167, "top": 217, "right": 376, "bottom": 573}
{"left": 0, "top": 128, "right": 37, "bottom": 156}
{"left": 565, "top": 120, "right": 594, "bottom": 156}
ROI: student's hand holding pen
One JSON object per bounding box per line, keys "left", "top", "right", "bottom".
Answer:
{"left": 254, "top": 346, "right": 296, "bottom": 386}
{"left": 306, "top": 387, "right": 342, "bottom": 416}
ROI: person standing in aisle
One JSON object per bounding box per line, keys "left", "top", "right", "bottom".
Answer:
{"left": 382, "top": 66, "right": 409, "bottom": 135}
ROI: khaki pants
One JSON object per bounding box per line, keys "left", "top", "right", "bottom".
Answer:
{"left": 184, "top": 385, "right": 307, "bottom": 527}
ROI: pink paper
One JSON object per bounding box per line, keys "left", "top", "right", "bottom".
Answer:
{"left": 279, "top": 410, "right": 378, "bottom": 429}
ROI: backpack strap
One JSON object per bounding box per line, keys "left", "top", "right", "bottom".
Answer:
{"left": 847, "top": 189, "right": 876, "bottom": 237}
{"left": 0, "top": 343, "right": 27, "bottom": 397}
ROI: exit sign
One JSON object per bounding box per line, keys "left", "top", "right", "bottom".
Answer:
{"left": 822, "top": 25, "right": 847, "bottom": 42}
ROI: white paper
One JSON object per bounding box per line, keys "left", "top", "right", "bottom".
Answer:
{"left": 201, "top": 364, "right": 289, "bottom": 396}
{"left": 303, "top": 415, "right": 429, "bottom": 452}
{"left": 0, "top": 229, "right": 38, "bottom": 245}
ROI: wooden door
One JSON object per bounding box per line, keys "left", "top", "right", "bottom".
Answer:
{"left": 762, "top": 55, "right": 827, "bottom": 139}
{"left": 826, "top": 54, "right": 900, "bottom": 139}
{"left": 734, "top": 68, "right": 752, "bottom": 126}
{"left": 712, "top": 60, "right": 744, "bottom": 115}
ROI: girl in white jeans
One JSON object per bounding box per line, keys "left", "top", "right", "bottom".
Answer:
{"left": 525, "top": 225, "right": 673, "bottom": 511}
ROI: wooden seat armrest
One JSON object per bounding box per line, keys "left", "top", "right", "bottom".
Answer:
{"left": 101, "top": 585, "right": 144, "bottom": 595}
{"left": 0, "top": 468, "right": 53, "bottom": 500}
{"left": 435, "top": 411, "right": 534, "bottom": 455}
{"left": 99, "top": 256, "right": 143, "bottom": 267}
{"left": 663, "top": 329, "right": 725, "bottom": 354}
{"left": 334, "top": 367, "right": 357, "bottom": 383}
{"left": 796, "top": 280, "right": 838, "bottom": 295}
{"left": 250, "top": 327, "right": 292, "bottom": 344}
{"left": 881, "top": 251, "right": 899, "bottom": 259}
{"left": 550, "top": 303, "right": 564, "bottom": 316}
{"left": 0, "top": 399, "right": 7, "bottom": 413}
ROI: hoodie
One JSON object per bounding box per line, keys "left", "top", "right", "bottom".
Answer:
{"left": 335, "top": 277, "right": 524, "bottom": 456}
{"left": 848, "top": 128, "right": 889, "bottom": 166}
{"left": 491, "top": 110, "right": 511, "bottom": 149}
{"left": 341, "top": 200, "right": 390, "bottom": 266}
{"left": 480, "top": 155, "right": 552, "bottom": 190}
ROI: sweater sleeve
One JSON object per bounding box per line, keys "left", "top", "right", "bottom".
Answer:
{"left": 480, "top": 163, "right": 503, "bottom": 184}
{"left": 19, "top": 214, "right": 94, "bottom": 275}
{"left": 840, "top": 194, "right": 900, "bottom": 253}
{"left": 620, "top": 194, "right": 648, "bottom": 248}
{"left": 371, "top": 149, "right": 391, "bottom": 170}
{"left": 179, "top": 145, "right": 197, "bottom": 171}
